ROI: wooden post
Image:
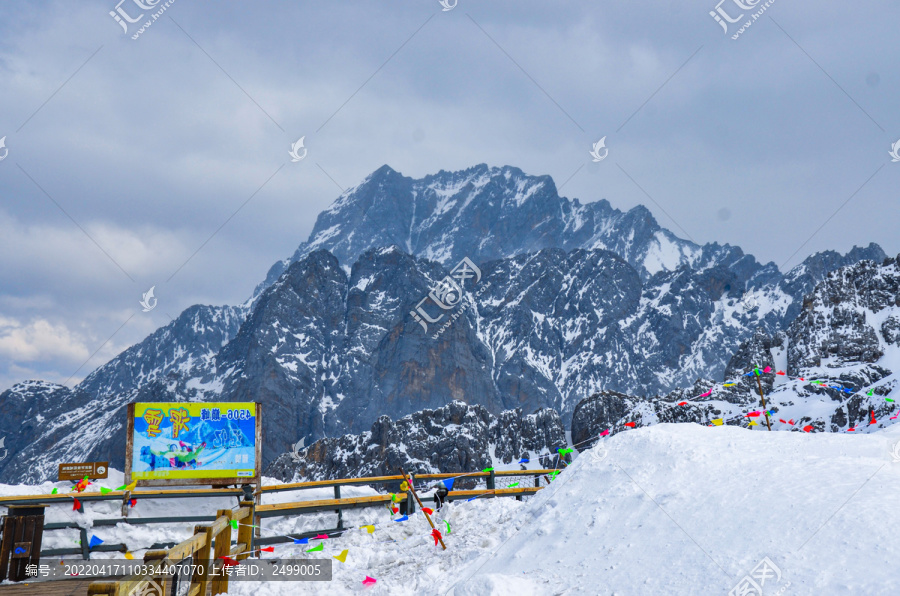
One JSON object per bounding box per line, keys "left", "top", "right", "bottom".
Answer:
{"left": 190, "top": 525, "right": 213, "bottom": 596}
{"left": 334, "top": 485, "right": 344, "bottom": 530}
{"left": 211, "top": 509, "right": 233, "bottom": 596}
{"left": 398, "top": 467, "right": 446, "bottom": 550}
{"left": 754, "top": 372, "right": 773, "bottom": 431}
{"left": 143, "top": 549, "right": 168, "bottom": 595}
{"left": 487, "top": 470, "right": 495, "bottom": 490}
{"left": 236, "top": 501, "right": 255, "bottom": 561}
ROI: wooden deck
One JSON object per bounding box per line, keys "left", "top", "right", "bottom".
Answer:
{"left": 0, "top": 577, "right": 120, "bottom": 595}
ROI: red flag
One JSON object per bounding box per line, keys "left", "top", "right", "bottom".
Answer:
{"left": 678, "top": 401, "right": 687, "bottom": 406}
{"left": 431, "top": 528, "right": 442, "bottom": 546}
{"left": 779, "top": 419, "right": 787, "bottom": 424}
{"left": 870, "top": 412, "right": 877, "bottom": 425}
{"left": 803, "top": 425, "right": 813, "bottom": 432}
{"left": 848, "top": 428, "right": 855, "bottom": 432}
{"left": 129, "top": 498, "right": 136, "bottom": 508}
{"left": 72, "top": 498, "right": 81, "bottom": 511}
{"left": 788, "top": 419, "right": 794, "bottom": 425}
{"left": 422, "top": 507, "right": 434, "bottom": 516}
{"left": 624, "top": 422, "right": 636, "bottom": 428}
{"left": 260, "top": 546, "right": 275, "bottom": 552}
{"left": 392, "top": 507, "right": 399, "bottom": 514}
{"left": 219, "top": 556, "right": 239, "bottom": 568}
{"left": 799, "top": 378, "right": 804, "bottom": 381}
{"left": 776, "top": 371, "right": 786, "bottom": 376}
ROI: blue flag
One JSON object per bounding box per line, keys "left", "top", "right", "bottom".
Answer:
{"left": 443, "top": 478, "right": 454, "bottom": 491}
{"left": 393, "top": 515, "right": 409, "bottom": 522}
{"left": 518, "top": 458, "right": 529, "bottom": 464}
{"left": 466, "top": 496, "right": 478, "bottom": 502}
{"left": 293, "top": 538, "right": 309, "bottom": 545}
{"left": 89, "top": 535, "right": 103, "bottom": 548}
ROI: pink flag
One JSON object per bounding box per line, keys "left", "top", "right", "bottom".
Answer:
{"left": 762, "top": 366, "right": 772, "bottom": 373}
{"left": 315, "top": 534, "right": 329, "bottom": 540}
{"left": 699, "top": 390, "right": 712, "bottom": 398}
{"left": 363, "top": 576, "right": 377, "bottom": 586}
{"left": 599, "top": 429, "right": 610, "bottom": 437}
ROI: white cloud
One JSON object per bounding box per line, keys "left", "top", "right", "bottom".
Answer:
{"left": 0, "top": 315, "right": 89, "bottom": 362}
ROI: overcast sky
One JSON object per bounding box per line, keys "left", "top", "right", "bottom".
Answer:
{"left": 0, "top": 0, "right": 898, "bottom": 392}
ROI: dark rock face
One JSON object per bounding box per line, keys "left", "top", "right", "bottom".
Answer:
{"left": 264, "top": 401, "right": 566, "bottom": 483}
{"left": 787, "top": 258, "right": 898, "bottom": 373}
{"left": 570, "top": 392, "right": 634, "bottom": 446}
{"left": 725, "top": 327, "right": 777, "bottom": 394}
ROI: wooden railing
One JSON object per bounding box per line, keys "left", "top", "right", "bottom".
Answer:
{"left": 0, "top": 469, "right": 560, "bottom": 562}
{"left": 86, "top": 500, "right": 255, "bottom": 596}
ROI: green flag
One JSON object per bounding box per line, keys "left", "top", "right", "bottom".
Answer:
{"left": 230, "top": 520, "right": 238, "bottom": 530}
{"left": 51, "top": 488, "right": 58, "bottom": 495}
{"left": 306, "top": 543, "right": 324, "bottom": 553}
{"left": 482, "top": 467, "right": 494, "bottom": 473}
{"left": 100, "top": 487, "right": 112, "bottom": 494}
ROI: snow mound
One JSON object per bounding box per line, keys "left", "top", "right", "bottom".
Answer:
{"left": 223, "top": 423, "right": 900, "bottom": 594}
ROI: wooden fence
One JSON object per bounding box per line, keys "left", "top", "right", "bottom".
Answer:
{"left": 0, "top": 469, "right": 559, "bottom": 593}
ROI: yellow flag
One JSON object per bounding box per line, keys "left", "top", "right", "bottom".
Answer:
{"left": 723, "top": 383, "right": 736, "bottom": 387}
{"left": 124, "top": 552, "right": 134, "bottom": 560}
{"left": 125, "top": 481, "right": 137, "bottom": 491}
{"left": 712, "top": 419, "right": 724, "bottom": 426}
{"left": 362, "top": 525, "right": 375, "bottom": 534}
{"left": 333, "top": 549, "right": 348, "bottom": 563}
{"left": 748, "top": 421, "right": 758, "bottom": 426}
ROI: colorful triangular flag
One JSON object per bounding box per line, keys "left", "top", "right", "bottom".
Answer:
{"left": 443, "top": 478, "right": 455, "bottom": 491}
{"left": 306, "top": 543, "right": 324, "bottom": 553}
{"left": 88, "top": 535, "right": 103, "bottom": 548}
{"left": 393, "top": 515, "right": 409, "bottom": 522}
{"left": 333, "top": 549, "right": 348, "bottom": 563}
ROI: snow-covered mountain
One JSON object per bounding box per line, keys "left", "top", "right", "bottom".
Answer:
{"left": 257, "top": 164, "right": 748, "bottom": 291}
{"left": 265, "top": 400, "right": 567, "bottom": 483}
{"left": 570, "top": 254, "right": 900, "bottom": 443}
{"left": 0, "top": 164, "right": 888, "bottom": 482}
